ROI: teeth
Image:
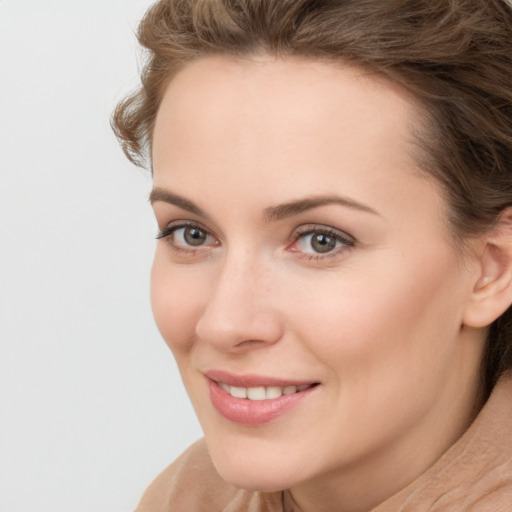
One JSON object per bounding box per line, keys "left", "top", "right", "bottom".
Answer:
{"left": 247, "top": 387, "right": 266, "bottom": 400}
{"left": 230, "top": 386, "right": 247, "bottom": 399}
{"left": 283, "top": 385, "right": 297, "bottom": 395}
{"left": 219, "top": 382, "right": 313, "bottom": 400}
{"left": 266, "top": 386, "right": 283, "bottom": 399}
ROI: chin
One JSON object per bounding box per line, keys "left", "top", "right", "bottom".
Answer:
{"left": 214, "top": 463, "right": 294, "bottom": 492}
{"left": 207, "top": 439, "right": 304, "bottom": 492}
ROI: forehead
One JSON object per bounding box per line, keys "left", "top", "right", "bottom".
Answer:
{"left": 152, "top": 55, "right": 434, "bottom": 216}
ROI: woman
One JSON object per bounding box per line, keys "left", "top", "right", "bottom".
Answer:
{"left": 112, "top": 1, "right": 512, "bottom": 510}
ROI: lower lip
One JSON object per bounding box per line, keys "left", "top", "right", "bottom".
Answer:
{"left": 208, "top": 380, "right": 317, "bottom": 426}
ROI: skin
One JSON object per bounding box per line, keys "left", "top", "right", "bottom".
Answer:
{"left": 149, "top": 56, "right": 491, "bottom": 512}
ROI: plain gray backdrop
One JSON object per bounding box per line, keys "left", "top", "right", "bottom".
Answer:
{"left": 0, "top": 2, "right": 202, "bottom": 511}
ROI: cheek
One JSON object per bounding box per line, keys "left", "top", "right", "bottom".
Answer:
{"left": 281, "top": 255, "right": 466, "bottom": 456}
{"left": 150, "top": 250, "right": 206, "bottom": 355}
{"left": 287, "top": 253, "right": 463, "bottom": 385}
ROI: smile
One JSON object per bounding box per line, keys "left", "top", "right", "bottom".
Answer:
{"left": 206, "top": 372, "right": 319, "bottom": 425}
{"left": 218, "top": 382, "right": 314, "bottom": 400}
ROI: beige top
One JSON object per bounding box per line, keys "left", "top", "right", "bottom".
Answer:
{"left": 135, "top": 373, "right": 512, "bottom": 512}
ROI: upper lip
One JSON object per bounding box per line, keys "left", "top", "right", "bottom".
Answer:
{"left": 205, "top": 369, "right": 318, "bottom": 388}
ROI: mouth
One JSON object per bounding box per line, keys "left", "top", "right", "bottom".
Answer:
{"left": 205, "top": 371, "right": 320, "bottom": 425}
{"left": 217, "top": 381, "right": 316, "bottom": 400}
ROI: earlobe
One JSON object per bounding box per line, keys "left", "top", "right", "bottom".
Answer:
{"left": 463, "top": 208, "right": 512, "bottom": 328}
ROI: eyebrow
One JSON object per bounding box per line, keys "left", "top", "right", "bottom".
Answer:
{"left": 149, "top": 187, "right": 379, "bottom": 221}
{"left": 263, "top": 195, "right": 379, "bottom": 221}
{"left": 149, "top": 187, "right": 208, "bottom": 218}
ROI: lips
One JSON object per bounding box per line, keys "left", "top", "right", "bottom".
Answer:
{"left": 205, "top": 370, "right": 319, "bottom": 425}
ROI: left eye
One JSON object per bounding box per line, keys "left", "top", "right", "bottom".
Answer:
{"left": 294, "top": 228, "right": 354, "bottom": 255}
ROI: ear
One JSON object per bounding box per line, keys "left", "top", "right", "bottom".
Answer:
{"left": 463, "top": 208, "right": 512, "bottom": 328}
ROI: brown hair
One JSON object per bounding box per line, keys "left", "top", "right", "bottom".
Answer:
{"left": 112, "top": 0, "right": 512, "bottom": 391}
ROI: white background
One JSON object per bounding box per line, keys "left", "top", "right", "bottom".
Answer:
{"left": 0, "top": 1, "right": 202, "bottom": 511}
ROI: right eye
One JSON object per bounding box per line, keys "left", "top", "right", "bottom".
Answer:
{"left": 156, "top": 223, "right": 219, "bottom": 253}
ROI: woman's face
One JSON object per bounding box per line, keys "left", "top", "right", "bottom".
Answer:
{"left": 150, "top": 56, "right": 485, "bottom": 497}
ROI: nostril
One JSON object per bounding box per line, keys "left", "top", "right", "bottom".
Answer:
{"left": 234, "top": 339, "right": 269, "bottom": 349}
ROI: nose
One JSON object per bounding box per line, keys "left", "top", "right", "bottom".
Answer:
{"left": 195, "top": 253, "right": 284, "bottom": 353}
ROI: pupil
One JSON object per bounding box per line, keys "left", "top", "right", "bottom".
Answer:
{"left": 311, "top": 233, "right": 336, "bottom": 253}
{"left": 184, "top": 227, "right": 206, "bottom": 246}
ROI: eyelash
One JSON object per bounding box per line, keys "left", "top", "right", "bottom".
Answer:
{"left": 156, "top": 222, "right": 217, "bottom": 257}
{"left": 289, "top": 226, "right": 355, "bottom": 261}
{"left": 156, "top": 222, "right": 355, "bottom": 261}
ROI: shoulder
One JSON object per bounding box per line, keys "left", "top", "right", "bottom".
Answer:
{"left": 134, "top": 439, "right": 283, "bottom": 512}
{"left": 134, "top": 439, "right": 236, "bottom": 511}
{"left": 375, "top": 373, "right": 512, "bottom": 512}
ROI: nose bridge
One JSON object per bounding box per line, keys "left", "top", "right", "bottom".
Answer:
{"left": 211, "top": 250, "right": 258, "bottom": 311}
{"left": 195, "top": 248, "right": 282, "bottom": 350}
